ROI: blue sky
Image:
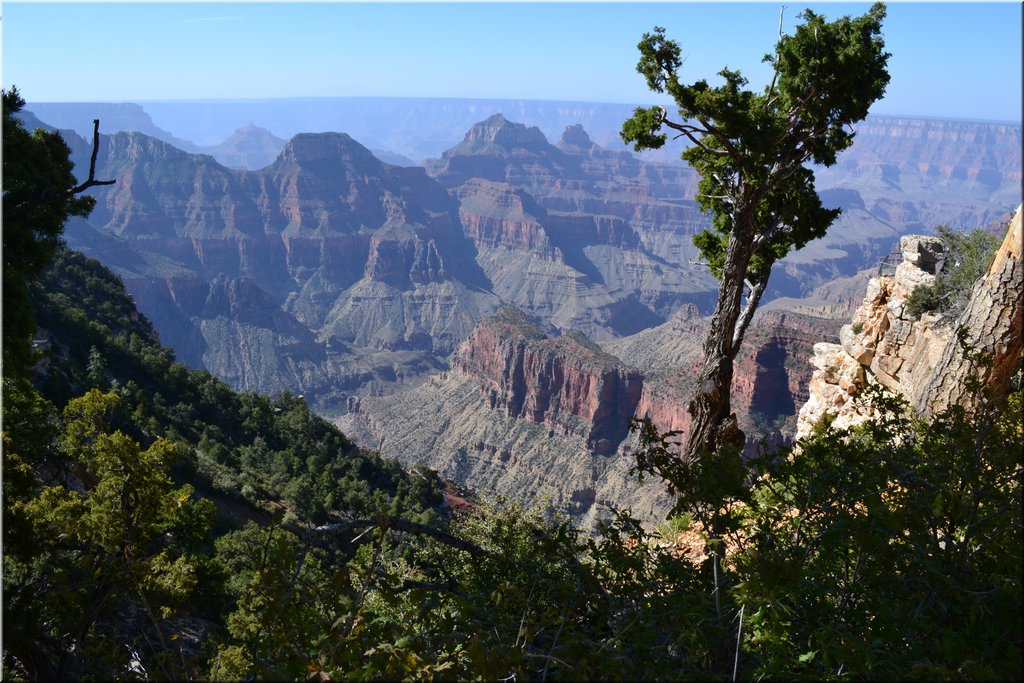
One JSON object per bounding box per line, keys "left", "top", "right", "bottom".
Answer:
{"left": 2, "top": 1, "right": 1021, "bottom": 122}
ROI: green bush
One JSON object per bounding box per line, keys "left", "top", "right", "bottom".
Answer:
{"left": 905, "top": 225, "right": 1001, "bottom": 320}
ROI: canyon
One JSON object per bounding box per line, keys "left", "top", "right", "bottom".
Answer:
{"left": 22, "top": 98, "right": 1021, "bottom": 525}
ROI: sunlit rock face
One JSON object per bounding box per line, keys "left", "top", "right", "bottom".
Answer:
{"left": 797, "top": 208, "right": 1023, "bottom": 439}
{"left": 62, "top": 130, "right": 496, "bottom": 412}
{"left": 452, "top": 307, "right": 643, "bottom": 455}
{"left": 42, "top": 106, "right": 1020, "bottom": 525}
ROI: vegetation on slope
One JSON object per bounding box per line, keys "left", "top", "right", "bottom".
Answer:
{"left": 3, "top": 86, "right": 444, "bottom": 679}
{"left": 8, "top": 248, "right": 1021, "bottom": 680}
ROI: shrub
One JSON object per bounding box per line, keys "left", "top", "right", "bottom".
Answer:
{"left": 905, "top": 224, "right": 1001, "bottom": 320}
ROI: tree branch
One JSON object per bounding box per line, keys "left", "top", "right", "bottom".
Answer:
{"left": 732, "top": 277, "right": 768, "bottom": 350}
{"left": 694, "top": 114, "right": 743, "bottom": 164}
{"left": 69, "top": 119, "right": 116, "bottom": 195}
{"left": 659, "top": 109, "right": 730, "bottom": 157}
{"left": 765, "top": 5, "right": 787, "bottom": 108}
{"left": 300, "top": 516, "right": 490, "bottom": 556}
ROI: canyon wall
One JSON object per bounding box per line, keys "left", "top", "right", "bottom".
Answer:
{"left": 452, "top": 308, "right": 643, "bottom": 454}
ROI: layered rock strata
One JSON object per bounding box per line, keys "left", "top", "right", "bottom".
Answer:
{"left": 916, "top": 206, "right": 1023, "bottom": 414}
{"left": 452, "top": 308, "right": 643, "bottom": 455}
{"left": 339, "top": 309, "right": 675, "bottom": 530}
{"left": 797, "top": 234, "right": 952, "bottom": 437}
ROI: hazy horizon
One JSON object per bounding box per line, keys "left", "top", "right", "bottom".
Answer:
{"left": 22, "top": 94, "right": 1024, "bottom": 127}
{"left": 3, "top": 2, "right": 1021, "bottom": 124}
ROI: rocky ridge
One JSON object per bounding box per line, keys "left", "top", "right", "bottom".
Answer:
{"left": 28, "top": 107, "right": 1021, "bottom": 525}
{"left": 56, "top": 117, "right": 735, "bottom": 412}
{"left": 340, "top": 309, "right": 677, "bottom": 529}
{"left": 341, "top": 292, "right": 842, "bottom": 527}
{"left": 797, "top": 206, "right": 1023, "bottom": 438}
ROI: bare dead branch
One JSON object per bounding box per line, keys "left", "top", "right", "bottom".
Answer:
{"left": 765, "top": 6, "right": 788, "bottom": 107}
{"left": 302, "top": 516, "right": 489, "bottom": 556}
{"left": 69, "top": 119, "right": 116, "bottom": 195}
{"left": 732, "top": 278, "right": 768, "bottom": 350}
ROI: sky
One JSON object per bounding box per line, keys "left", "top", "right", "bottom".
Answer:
{"left": 2, "top": 1, "right": 1021, "bottom": 123}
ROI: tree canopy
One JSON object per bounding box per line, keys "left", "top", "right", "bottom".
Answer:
{"left": 621, "top": 4, "right": 890, "bottom": 461}
{"left": 2, "top": 87, "right": 97, "bottom": 375}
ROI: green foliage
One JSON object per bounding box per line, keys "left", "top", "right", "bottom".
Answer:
{"left": 738, "top": 383, "right": 1021, "bottom": 679}
{"left": 207, "top": 500, "right": 725, "bottom": 681}
{"left": 657, "top": 511, "right": 693, "bottom": 539}
{"left": 630, "top": 418, "right": 748, "bottom": 536}
{"left": 905, "top": 225, "right": 1002, "bottom": 320}
{"left": 11, "top": 261, "right": 1019, "bottom": 680}
{"left": 621, "top": 5, "right": 891, "bottom": 464}
{"left": 5, "top": 256, "right": 448, "bottom": 678}
{"left": 631, "top": 378, "right": 1022, "bottom": 679}
{"left": 27, "top": 248, "right": 445, "bottom": 530}
{"left": 2, "top": 87, "right": 96, "bottom": 377}
{"left": 3, "top": 389, "right": 216, "bottom": 680}
{"left": 621, "top": 5, "right": 889, "bottom": 289}
{"left": 2, "top": 84, "right": 449, "bottom": 679}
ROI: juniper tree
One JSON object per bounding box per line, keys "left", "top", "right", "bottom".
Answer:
{"left": 621, "top": 3, "right": 890, "bottom": 462}
{"left": 2, "top": 87, "right": 114, "bottom": 376}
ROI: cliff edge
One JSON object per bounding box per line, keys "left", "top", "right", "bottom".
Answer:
{"left": 797, "top": 205, "right": 1023, "bottom": 438}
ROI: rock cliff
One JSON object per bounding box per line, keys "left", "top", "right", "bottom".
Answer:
{"left": 424, "top": 115, "right": 721, "bottom": 340}
{"left": 58, "top": 118, "right": 732, "bottom": 412}
{"left": 797, "top": 206, "right": 1023, "bottom": 438}
{"left": 62, "top": 130, "right": 499, "bottom": 411}
{"left": 453, "top": 307, "right": 643, "bottom": 454}
{"left": 339, "top": 308, "right": 674, "bottom": 529}
{"left": 35, "top": 107, "right": 1020, "bottom": 500}
{"left": 341, "top": 291, "right": 844, "bottom": 528}
{"left": 613, "top": 304, "right": 840, "bottom": 453}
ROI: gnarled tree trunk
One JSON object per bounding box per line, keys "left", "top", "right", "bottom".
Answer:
{"left": 684, "top": 208, "right": 757, "bottom": 460}
{"left": 916, "top": 206, "right": 1023, "bottom": 415}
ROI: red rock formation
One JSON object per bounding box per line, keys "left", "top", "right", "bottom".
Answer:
{"left": 635, "top": 375, "right": 694, "bottom": 437}
{"left": 453, "top": 308, "right": 643, "bottom": 454}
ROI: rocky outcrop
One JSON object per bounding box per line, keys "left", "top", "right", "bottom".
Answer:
{"left": 453, "top": 308, "right": 643, "bottom": 454}
{"left": 49, "top": 107, "right": 1020, "bottom": 434}
{"left": 425, "top": 117, "right": 720, "bottom": 339}
{"left": 453, "top": 179, "right": 558, "bottom": 257}
{"left": 62, "top": 129, "right": 499, "bottom": 410}
{"left": 338, "top": 309, "right": 674, "bottom": 530}
{"left": 916, "top": 207, "right": 1023, "bottom": 413}
{"left": 426, "top": 116, "right": 710, "bottom": 260}
{"left": 340, "top": 296, "right": 842, "bottom": 528}
{"left": 797, "top": 208, "right": 1023, "bottom": 438}
{"left": 64, "top": 120, "right": 723, "bottom": 412}
{"left": 424, "top": 114, "right": 577, "bottom": 192}
{"left": 605, "top": 301, "right": 840, "bottom": 452}
{"left": 338, "top": 367, "right": 675, "bottom": 532}
{"left": 796, "top": 235, "right": 951, "bottom": 436}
